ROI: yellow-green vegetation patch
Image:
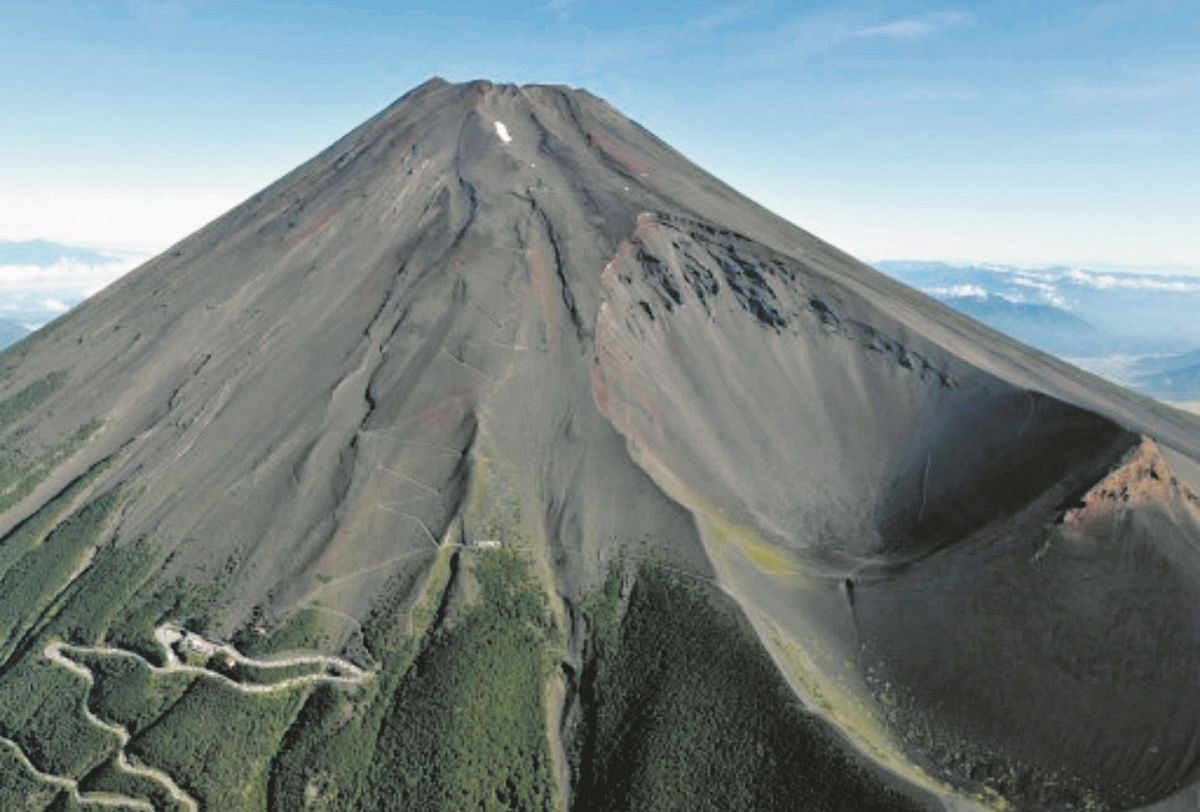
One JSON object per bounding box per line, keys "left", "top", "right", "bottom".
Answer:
{"left": 644, "top": 470, "right": 804, "bottom": 579}
{"left": 574, "top": 562, "right": 925, "bottom": 812}
{"left": 738, "top": 533, "right": 799, "bottom": 573}
{"left": 701, "top": 509, "right": 801, "bottom": 576}
{"left": 461, "top": 451, "right": 537, "bottom": 546}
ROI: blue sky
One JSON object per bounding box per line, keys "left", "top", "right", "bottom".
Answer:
{"left": 1, "top": 0, "right": 1197, "bottom": 270}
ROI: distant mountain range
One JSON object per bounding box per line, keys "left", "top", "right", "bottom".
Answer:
{"left": 879, "top": 260, "right": 1200, "bottom": 405}
{"left": 0, "top": 320, "right": 29, "bottom": 347}
{"left": 0, "top": 239, "right": 118, "bottom": 267}
{"left": 1129, "top": 350, "right": 1200, "bottom": 402}
{"left": 936, "top": 292, "right": 1102, "bottom": 356}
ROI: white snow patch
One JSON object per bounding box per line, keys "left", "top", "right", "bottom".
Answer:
{"left": 494, "top": 121, "right": 513, "bottom": 144}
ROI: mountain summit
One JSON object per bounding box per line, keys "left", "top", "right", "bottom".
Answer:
{"left": 1, "top": 78, "right": 1199, "bottom": 811}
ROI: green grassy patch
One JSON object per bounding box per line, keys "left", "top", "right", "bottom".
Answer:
{"left": 0, "top": 492, "right": 129, "bottom": 791}
{"left": 265, "top": 549, "right": 450, "bottom": 810}
{"left": 268, "top": 547, "right": 560, "bottom": 812}
{"left": 461, "top": 455, "right": 536, "bottom": 547}
{"left": 0, "top": 489, "right": 121, "bottom": 665}
{"left": 0, "top": 369, "right": 99, "bottom": 515}
{"left": 234, "top": 605, "right": 327, "bottom": 659}
{"left": 0, "top": 739, "right": 64, "bottom": 809}
{"left": 0, "top": 458, "right": 107, "bottom": 585}
{"left": 42, "top": 539, "right": 160, "bottom": 646}
{"left": 220, "top": 659, "right": 331, "bottom": 685}
{"left": 0, "top": 371, "right": 66, "bottom": 432}
{"left": 0, "top": 418, "right": 101, "bottom": 515}
{"left": 362, "top": 548, "right": 559, "bottom": 811}
{"left": 0, "top": 652, "right": 115, "bottom": 779}
{"left": 108, "top": 574, "right": 226, "bottom": 664}
{"left": 126, "top": 678, "right": 305, "bottom": 810}
{"left": 78, "top": 760, "right": 182, "bottom": 812}
{"left": 77, "top": 653, "right": 195, "bottom": 737}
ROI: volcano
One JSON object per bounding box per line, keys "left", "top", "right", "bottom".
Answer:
{"left": 1, "top": 78, "right": 1199, "bottom": 811}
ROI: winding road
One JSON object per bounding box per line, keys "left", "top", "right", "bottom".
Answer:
{"left": 1, "top": 623, "right": 374, "bottom": 811}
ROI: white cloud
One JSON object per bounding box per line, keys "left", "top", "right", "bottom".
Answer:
{"left": 919, "top": 265, "right": 1200, "bottom": 311}
{"left": 0, "top": 186, "right": 243, "bottom": 255}
{"left": 996, "top": 291, "right": 1029, "bottom": 304}
{"left": 1062, "top": 268, "right": 1200, "bottom": 292}
{"left": 857, "top": 11, "right": 971, "bottom": 39}
{"left": 1009, "top": 272, "right": 1054, "bottom": 289}
{"left": 998, "top": 272, "right": 1072, "bottom": 308}
{"left": 926, "top": 284, "right": 988, "bottom": 299}
{"left": 0, "top": 256, "right": 145, "bottom": 299}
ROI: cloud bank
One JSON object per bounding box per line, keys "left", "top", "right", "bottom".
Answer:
{"left": 0, "top": 256, "right": 142, "bottom": 298}
{"left": 0, "top": 243, "right": 147, "bottom": 333}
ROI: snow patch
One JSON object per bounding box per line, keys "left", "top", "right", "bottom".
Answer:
{"left": 494, "top": 121, "right": 513, "bottom": 144}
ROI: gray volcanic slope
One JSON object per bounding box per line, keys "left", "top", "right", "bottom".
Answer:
{"left": 1, "top": 78, "right": 1199, "bottom": 811}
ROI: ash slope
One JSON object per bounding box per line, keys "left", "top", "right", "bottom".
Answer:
{"left": 0, "top": 78, "right": 1198, "bottom": 811}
